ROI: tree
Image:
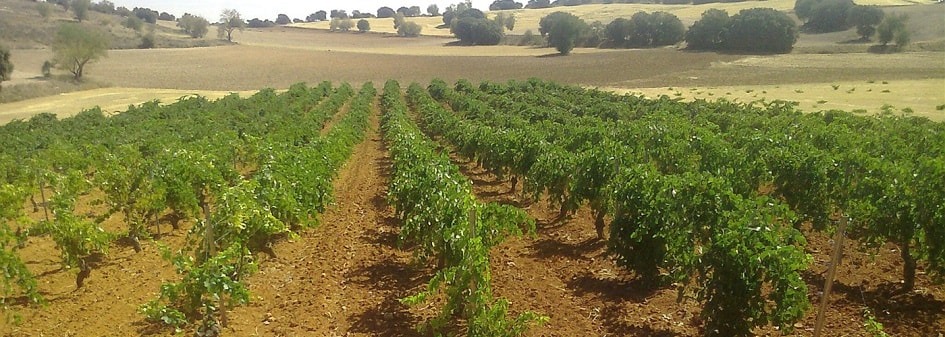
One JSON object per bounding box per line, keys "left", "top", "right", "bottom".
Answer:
{"left": 409, "top": 6, "right": 422, "bottom": 17}
{"left": 178, "top": 14, "right": 210, "bottom": 38}
{"left": 71, "top": 0, "right": 90, "bottom": 22}
{"left": 357, "top": 19, "right": 371, "bottom": 32}
{"left": 605, "top": 18, "right": 632, "bottom": 47}
{"left": 543, "top": 12, "right": 588, "bottom": 55}
{"left": 723, "top": 8, "right": 798, "bottom": 53}
{"left": 494, "top": 12, "right": 516, "bottom": 31}
{"left": 378, "top": 6, "right": 396, "bottom": 18}
{"left": 52, "top": 23, "right": 108, "bottom": 81}
{"left": 37, "top": 2, "right": 52, "bottom": 21}
{"left": 452, "top": 17, "right": 504, "bottom": 45}
{"left": 90, "top": 0, "right": 114, "bottom": 14}
{"left": 648, "top": 12, "right": 685, "bottom": 46}
{"left": 0, "top": 46, "right": 12, "bottom": 93}
{"left": 398, "top": 22, "right": 423, "bottom": 37}
{"left": 275, "top": 14, "right": 291, "bottom": 25}
{"left": 428, "top": 4, "right": 440, "bottom": 16}
{"left": 490, "top": 0, "right": 524, "bottom": 10}
{"left": 527, "top": 0, "right": 552, "bottom": 8}
{"left": 158, "top": 12, "right": 176, "bottom": 21}
{"left": 393, "top": 12, "right": 406, "bottom": 30}
{"left": 218, "top": 9, "right": 246, "bottom": 42}
{"left": 847, "top": 5, "right": 884, "bottom": 41}
{"left": 330, "top": 10, "right": 348, "bottom": 19}
{"left": 539, "top": 11, "right": 572, "bottom": 37}
{"left": 133, "top": 7, "right": 158, "bottom": 24}
{"left": 685, "top": 8, "right": 731, "bottom": 50}
{"left": 315, "top": 10, "right": 327, "bottom": 21}
{"left": 798, "top": 0, "right": 856, "bottom": 33}
{"left": 877, "top": 13, "right": 909, "bottom": 47}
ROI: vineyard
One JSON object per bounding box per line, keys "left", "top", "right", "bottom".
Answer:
{"left": 0, "top": 79, "right": 943, "bottom": 336}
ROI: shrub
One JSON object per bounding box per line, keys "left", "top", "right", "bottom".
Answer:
{"left": 37, "top": 2, "right": 52, "bottom": 21}
{"left": 0, "top": 46, "right": 11, "bottom": 92}
{"left": 607, "top": 12, "right": 684, "bottom": 48}
{"left": 140, "top": 32, "right": 155, "bottom": 49}
{"left": 519, "top": 29, "right": 545, "bottom": 46}
{"left": 338, "top": 18, "right": 354, "bottom": 32}
{"left": 543, "top": 12, "right": 588, "bottom": 55}
{"left": 178, "top": 14, "right": 210, "bottom": 38}
{"left": 847, "top": 5, "right": 884, "bottom": 40}
{"left": 685, "top": 8, "right": 731, "bottom": 50}
{"left": 399, "top": 22, "right": 423, "bottom": 37}
{"left": 42, "top": 61, "right": 53, "bottom": 78}
{"left": 123, "top": 16, "right": 144, "bottom": 32}
{"left": 452, "top": 17, "right": 504, "bottom": 45}
{"left": 357, "top": 19, "right": 371, "bottom": 32}
{"left": 72, "top": 0, "right": 91, "bottom": 22}
{"left": 723, "top": 8, "right": 798, "bottom": 53}
{"left": 877, "top": 13, "right": 909, "bottom": 48}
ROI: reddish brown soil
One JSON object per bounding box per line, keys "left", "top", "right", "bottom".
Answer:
{"left": 446, "top": 154, "right": 945, "bottom": 337}
{"left": 3, "top": 103, "right": 944, "bottom": 336}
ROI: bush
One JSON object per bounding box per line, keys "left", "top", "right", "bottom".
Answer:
{"left": 140, "top": 32, "right": 155, "bottom": 49}
{"left": 399, "top": 22, "right": 423, "bottom": 37}
{"left": 685, "top": 8, "right": 731, "bottom": 50}
{"left": 519, "top": 29, "right": 546, "bottom": 46}
{"left": 847, "top": 5, "right": 884, "bottom": 40}
{"left": 178, "top": 14, "right": 210, "bottom": 38}
{"left": 723, "top": 8, "right": 798, "bottom": 53}
{"left": 357, "top": 19, "right": 371, "bottom": 32}
{"left": 543, "top": 12, "right": 588, "bottom": 55}
{"left": 123, "top": 16, "right": 144, "bottom": 32}
{"left": 0, "top": 46, "right": 11, "bottom": 92}
{"left": 42, "top": 61, "right": 53, "bottom": 78}
{"left": 72, "top": 0, "right": 91, "bottom": 22}
{"left": 452, "top": 17, "right": 504, "bottom": 45}
{"left": 338, "top": 18, "right": 354, "bottom": 32}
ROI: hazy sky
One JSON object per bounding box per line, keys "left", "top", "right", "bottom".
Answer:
{"left": 108, "top": 1, "right": 486, "bottom": 21}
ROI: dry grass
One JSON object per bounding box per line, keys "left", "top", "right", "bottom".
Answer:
{"left": 0, "top": 87, "right": 256, "bottom": 124}
{"left": 610, "top": 78, "right": 945, "bottom": 121}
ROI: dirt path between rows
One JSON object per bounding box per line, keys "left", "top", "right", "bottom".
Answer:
{"left": 227, "top": 103, "right": 425, "bottom": 336}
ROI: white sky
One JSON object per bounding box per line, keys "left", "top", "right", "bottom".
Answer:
{"left": 108, "top": 1, "right": 486, "bottom": 21}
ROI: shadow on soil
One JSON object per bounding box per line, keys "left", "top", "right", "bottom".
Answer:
{"left": 804, "top": 270, "right": 945, "bottom": 336}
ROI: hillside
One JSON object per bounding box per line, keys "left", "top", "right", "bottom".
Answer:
{"left": 294, "top": 0, "right": 940, "bottom": 37}
{"left": 0, "top": 0, "right": 227, "bottom": 49}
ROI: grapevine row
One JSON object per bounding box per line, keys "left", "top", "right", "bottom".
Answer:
{"left": 379, "top": 80, "right": 546, "bottom": 336}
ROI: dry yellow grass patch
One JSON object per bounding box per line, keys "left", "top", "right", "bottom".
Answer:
{"left": 291, "top": 16, "right": 452, "bottom": 37}
{"left": 0, "top": 88, "right": 256, "bottom": 124}
{"left": 608, "top": 78, "right": 945, "bottom": 121}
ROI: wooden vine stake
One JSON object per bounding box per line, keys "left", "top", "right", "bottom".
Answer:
{"left": 468, "top": 206, "right": 478, "bottom": 296}
{"left": 813, "top": 215, "right": 848, "bottom": 337}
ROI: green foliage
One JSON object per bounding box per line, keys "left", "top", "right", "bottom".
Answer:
{"left": 71, "top": 0, "right": 91, "bottom": 22}
{"left": 847, "top": 5, "right": 884, "bottom": 40}
{"left": 381, "top": 80, "right": 546, "bottom": 336}
{"left": 398, "top": 21, "right": 423, "bottom": 37}
{"left": 35, "top": 169, "right": 111, "bottom": 275}
{"left": 0, "top": 184, "right": 42, "bottom": 314}
{"left": 722, "top": 8, "right": 798, "bottom": 54}
{"left": 685, "top": 9, "right": 731, "bottom": 50}
{"left": 877, "top": 13, "right": 909, "bottom": 47}
{"left": 177, "top": 14, "right": 210, "bottom": 38}
{"left": 518, "top": 29, "right": 545, "bottom": 46}
{"left": 53, "top": 23, "right": 108, "bottom": 80}
{"left": 357, "top": 19, "right": 371, "bottom": 32}
{"left": 541, "top": 12, "right": 588, "bottom": 55}
{"left": 799, "top": 0, "right": 856, "bottom": 33}
{"left": 217, "top": 9, "right": 246, "bottom": 42}
{"left": 0, "top": 46, "right": 11, "bottom": 92}
{"left": 37, "top": 2, "right": 52, "bottom": 21}
{"left": 139, "top": 31, "right": 155, "bottom": 49}
{"left": 122, "top": 16, "right": 144, "bottom": 32}
{"left": 452, "top": 17, "right": 504, "bottom": 45}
